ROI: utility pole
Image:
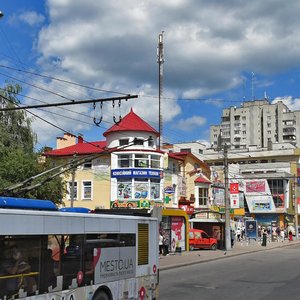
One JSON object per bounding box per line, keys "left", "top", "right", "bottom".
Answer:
{"left": 157, "top": 31, "right": 164, "bottom": 149}
{"left": 294, "top": 174, "right": 299, "bottom": 240}
{"left": 70, "top": 153, "right": 76, "bottom": 208}
{"left": 224, "top": 144, "right": 231, "bottom": 251}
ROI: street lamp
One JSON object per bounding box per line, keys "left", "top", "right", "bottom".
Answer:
{"left": 0, "top": 11, "right": 4, "bottom": 18}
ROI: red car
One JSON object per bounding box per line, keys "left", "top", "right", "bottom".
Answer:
{"left": 189, "top": 229, "right": 217, "bottom": 251}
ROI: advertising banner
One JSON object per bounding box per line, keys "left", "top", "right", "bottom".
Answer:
{"left": 170, "top": 216, "right": 185, "bottom": 252}
{"left": 230, "top": 183, "right": 239, "bottom": 208}
{"left": 245, "top": 220, "right": 257, "bottom": 239}
{"left": 94, "top": 247, "right": 136, "bottom": 284}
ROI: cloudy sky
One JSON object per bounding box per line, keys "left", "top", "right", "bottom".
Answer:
{"left": 1, "top": 0, "right": 300, "bottom": 149}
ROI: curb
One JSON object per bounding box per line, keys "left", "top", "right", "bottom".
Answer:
{"left": 160, "top": 241, "right": 300, "bottom": 271}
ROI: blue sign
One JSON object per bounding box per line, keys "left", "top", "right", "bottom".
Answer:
{"left": 111, "top": 168, "right": 162, "bottom": 179}
{"left": 245, "top": 220, "right": 257, "bottom": 239}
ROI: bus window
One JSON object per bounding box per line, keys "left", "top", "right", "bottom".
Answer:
{"left": 0, "top": 236, "right": 41, "bottom": 299}
{"left": 62, "top": 235, "right": 84, "bottom": 289}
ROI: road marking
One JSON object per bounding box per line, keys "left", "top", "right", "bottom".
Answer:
{"left": 194, "top": 285, "right": 217, "bottom": 290}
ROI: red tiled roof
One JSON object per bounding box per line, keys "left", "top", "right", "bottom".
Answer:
{"left": 45, "top": 141, "right": 107, "bottom": 157}
{"left": 194, "top": 174, "right": 211, "bottom": 184}
{"left": 167, "top": 152, "right": 185, "bottom": 161}
{"left": 103, "top": 108, "right": 159, "bottom": 137}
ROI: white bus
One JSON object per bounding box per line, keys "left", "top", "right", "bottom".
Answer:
{"left": 0, "top": 197, "right": 159, "bottom": 300}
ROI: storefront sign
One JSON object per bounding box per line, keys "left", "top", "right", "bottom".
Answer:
{"left": 178, "top": 204, "right": 194, "bottom": 215}
{"left": 110, "top": 199, "right": 164, "bottom": 208}
{"left": 111, "top": 168, "right": 163, "bottom": 179}
{"left": 164, "top": 186, "right": 175, "bottom": 194}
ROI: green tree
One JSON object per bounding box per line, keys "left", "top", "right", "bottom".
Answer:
{"left": 0, "top": 83, "right": 66, "bottom": 204}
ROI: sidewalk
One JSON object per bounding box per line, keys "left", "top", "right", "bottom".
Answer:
{"left": 159, "top": 239, "right": 300, "bottom": 271}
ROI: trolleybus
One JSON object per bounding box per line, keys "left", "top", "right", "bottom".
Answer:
{"left": 0, "top": 197, "right": 159, "bottom": 300}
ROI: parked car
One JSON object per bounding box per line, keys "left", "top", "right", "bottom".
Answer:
{"left": 189, "top": 229, "right": 217, "bottom": 251}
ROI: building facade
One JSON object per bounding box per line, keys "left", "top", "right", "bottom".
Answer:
{"left": 204, "top": 142, "right": 299, "bottom": 229}
{"left": 45, "top": 109, "right": 209, "bottom": 214}
{"left": 210, "top": 99, "right": 300, "bottom": 150}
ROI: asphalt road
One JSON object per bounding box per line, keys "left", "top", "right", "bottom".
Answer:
{"left": 159, "top": 244, "right": 300, "bottom": 300}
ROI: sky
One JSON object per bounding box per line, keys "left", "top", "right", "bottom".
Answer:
{"left": 1, "top": 0, "right": 300, "bottom": 150}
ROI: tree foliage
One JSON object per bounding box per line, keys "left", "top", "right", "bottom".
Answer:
{"left": 0, "top": 83, "right": 66, "bottom": 204}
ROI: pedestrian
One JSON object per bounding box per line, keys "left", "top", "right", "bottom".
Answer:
{"left": 261, "top": 229, "right": 267, "bottom": 246}
{"left": 159, "top": 233, "right": 164, "bottom": 255}
{"left": 289, "top": 230, "right": 293, "bottom": 242}
{"left": 236, "top": 227, "right": 241, "bottom": 242}
{"left": 230, "top": 229, "right": 235, "bottom": 248}
{"left": 280, "top": 228, "right": 285, "bottom": 242}
{"left": 163, "top": 234, "right": 169, "bottom": 256}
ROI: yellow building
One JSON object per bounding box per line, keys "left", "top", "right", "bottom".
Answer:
{"left": 45, "top": 109, "right": 210, "bottom": 213}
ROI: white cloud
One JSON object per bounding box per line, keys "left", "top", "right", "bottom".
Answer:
{"left": 5, "top": 0, "right": 300, "bottom": 146}
{"left": 9, "top": 11, "right": 45, "bottom": 27}
{"left": 177, "top": 116, "right": 206, "bottom": 131}
{"left": 272, "top": 97, "right": 300, "bottom": 111}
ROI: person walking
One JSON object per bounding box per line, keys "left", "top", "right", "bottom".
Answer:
{"left": 261, "top": 229, "right": 267, "bottom": 246}
{"left": 230, "top": 229, "right": 235, "bottom": 248}
{"left": 289, "top": 230, "right": 293, "bottom": 242}
{"left": 163, "top": 234, "right": 169, "bottom": 256}
{"left": 159, "top": 234, "right": 164, "bottom": 255}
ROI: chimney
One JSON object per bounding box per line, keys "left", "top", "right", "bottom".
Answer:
{"left": 78, "top": 135, "right": 84, "bottom": 144}
{"left": 56, "top": 133, "right": 76, "bottom": 149}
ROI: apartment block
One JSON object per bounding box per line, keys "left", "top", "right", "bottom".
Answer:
{"left": 210, "top": 99, "right": 300, "bottom": 149}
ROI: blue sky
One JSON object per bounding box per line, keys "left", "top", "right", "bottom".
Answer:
{"left": 1, "top": 0, "right": 300, "bottom": 149}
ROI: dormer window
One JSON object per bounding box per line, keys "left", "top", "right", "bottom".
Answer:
{"left": 134, "top": 138, "right": 144, "bottom": 146}
{"left": 148, "top": 136, "right": 154, "bottom": 147}
{"left": 119, "top": 138, "right": 129, "bottom": 147}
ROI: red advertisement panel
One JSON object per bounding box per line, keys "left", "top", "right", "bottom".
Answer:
{"left": 246, "top": 181, "right": 266, "bottom": 193}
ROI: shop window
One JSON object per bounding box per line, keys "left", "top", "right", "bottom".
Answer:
{"left": 150, "top": 179, "right": 160, "bottom": 199}
{"left": 117, "top": 179, "right": 132, "bottom": 200}
{"left": 134, "top": 178, "right": 149, "bottom": 199}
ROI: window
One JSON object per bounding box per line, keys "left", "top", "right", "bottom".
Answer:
{"left": 267, "top": 179, "right": 284, "bottom": 195}
{"left": 117, "top": 179, "right": 132, "bottom": 199}
{"left": 82, "top": 181, "right": 92, "bottom": 199}
{"left": 83, "top": 160, "right": 92, "bottom": 169}
{"left": 134, "top": 138, "right": 144, "bottom": 146}
{"left": 134, "top": 154, "right": 149, "bottom": 168}
{"left": 119, "top": 138, "right": 129, "bottom": 146}
{"left": 148, "top": 136, "right": 154, "bottom": 147}
{"left": 150, "top": 179, "right": 160, "bottom": 199}
{"left": 180, "top": 148, "right": 191, "bottom": 153}
{"left": 198, "top": 187, "right": 208, "bottom": 206}
{"left": 68, "top": 181, "right": 78, "bottom": 200}
{"left": 134, "top": 178, "right": 148, "bottom": 199}
{"left": 150, "top": 155, "right": 160, "bottom": 168}
{"left": 118, "top": 154, "right": 132, "bottom": 168}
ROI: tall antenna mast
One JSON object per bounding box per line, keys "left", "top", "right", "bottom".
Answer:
{"left": 157, "top": 31, "right": 164, "bottom": 149}
{"left": 251, "top": 72, "right": 255, "bottom": 100}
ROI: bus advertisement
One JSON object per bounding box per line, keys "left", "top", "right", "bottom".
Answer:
{"left": 0, "top": 197, "right": 159, "bottom": 300}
